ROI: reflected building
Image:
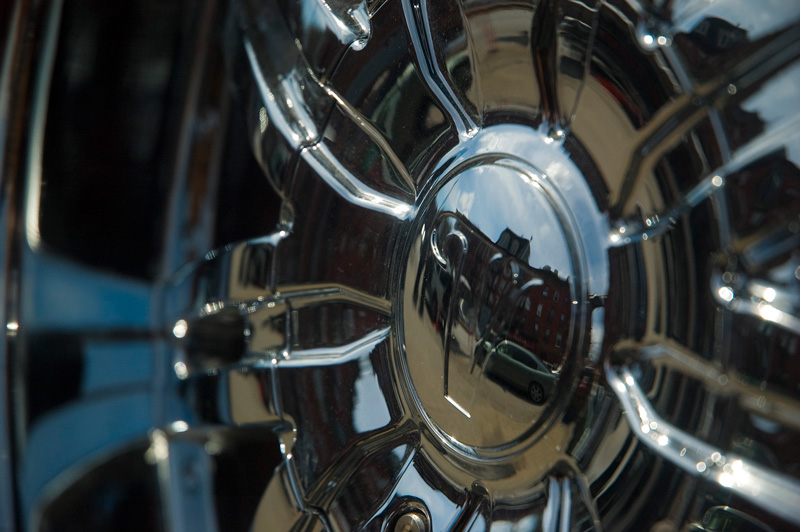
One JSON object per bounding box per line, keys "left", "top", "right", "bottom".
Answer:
{"left": 419, "top": 215, "right": 572, "bottom": 371}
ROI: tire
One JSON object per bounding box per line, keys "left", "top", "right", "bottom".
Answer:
{"left": 529, "top": 381, "right": 546, "bottom": 405}
{"left": 3, "top": 0, "right": 800, "bottom": 531}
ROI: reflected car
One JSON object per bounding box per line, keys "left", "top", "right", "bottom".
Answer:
{"left": 484, "top": 340, "right": 556, "bottom": 405}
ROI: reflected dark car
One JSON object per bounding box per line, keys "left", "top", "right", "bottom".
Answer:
{"left": 484, "top": 340, "right": 556, "bottom": 404}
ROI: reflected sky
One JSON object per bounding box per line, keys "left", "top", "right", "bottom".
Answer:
{"left": 670, "top": 0, "right": 798, "bottom": 39}
{"left": 432, "top": 124, "right": 611, "bottom": 296}
{"left": 741, "top": 60, "right": 800, "bottom": 125}
{"left": 352, "top": 348, "right": 392, "bottom": 433}
{"left": 741, "top": 59, "right": 800, "bottom": 165}
{"left": 435, "top": 163, "right": 575, "bottom": 279}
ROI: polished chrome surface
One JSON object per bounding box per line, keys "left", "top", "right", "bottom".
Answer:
{"left": 2, "top": 0, "right": 800, "bottom": 531}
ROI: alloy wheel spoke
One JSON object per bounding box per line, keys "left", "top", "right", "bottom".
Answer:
{"left": 612, "top": 25, "right": 800, "bottom": 214}
{"left": 712, "top": 270, "right": 800, "bottom": 337}
{"left": 609, "top": 114, "right": 800, "bottom": 248}
{"left": 299, "top": 143, "right": 414, "bottom": 219}
{"left": 172, "top": 278, "right": 392, "bottom": 377}
{"left": 401, "top": 0, "right": 482, "bottom": 140}
{"left": 605, "top": 361, "right": 800, "bottom": 526}
{"left": 530, "top": 0, "right": 601, "bottom": 140}
{"left": 231, "top": 0, "right": 418, "bottom": 208}
{"left": 621, "top": 338, "right": 800, "bottom": 431}
{"left": 540, "top": 465, "right": 602, "bottom": 532}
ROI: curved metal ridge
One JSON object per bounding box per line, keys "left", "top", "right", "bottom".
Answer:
{"left": 609, "top": 172, "right": 725, "bottom": 247}
{"left": 530, "top": 0, "right": 601, "bottom": 138}
{"left": 310, "top": 0, "right": 371, "bottom": 46}
{"left": 711, "top": 271, "right": 800, "bottom": 336}
{"left": 605, "top": 363, "right": 800, "bottom": 526}
{"left": 610, "top": 113, "right": 800, "bottom": 248}
{"left": 629, "top": 339, "right": 800, "bottom": 431}
{"left": 236, "top": 0, "right": 413, "bottom": 217}
{"left": 612, "top": 24, "right": 800, "bottom": 213}
{"left": 275, "top": 283, "right": 393, "bottom": 315}
{"left": 173, "top": 281, "right": 392, "bottom": 376}
{"left": 325, "top": 86, "right": 416, "bottom": 196}
{"left": 401, "top": 0, "right": 480, "bottom": 140}
{"left": 300, "top": 144, "right": 415, "bottom": 219}
{"left": 264, "top": 326, "right": 391, "bottom": 367}
{"left": 242, "top": 35, "right": 320, "bottom": 148}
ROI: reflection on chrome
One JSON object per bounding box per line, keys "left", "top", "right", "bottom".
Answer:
{"left": 307, "top": 0, "right": 370, "bottom": 47}
{"left": 712, "top": 270, "right": 800, "bottom": 335}
{"left": 609, "top": 172, "right": 725, "bottom": 246}
{"left": 325, "top": 86, "right": 416, "bottom": 195}
{"left": 301, "top": 144, "right": 414, "bottom": 219}
{"left": 174, "top": 280, "right": 392, "bottom": 376}
{"left": 606, "top": 363, "right": 800, "bottom": 526}
{"left": 4, "top": 0, "right": 800, "bottom": 529}
{"left": 401, "top": 0, "right": 480, "bottom": 140}
{"left": 530, "top": 0, "right": 601, "bottom": 138}
{"left": 611, "top": 111, "right": 800, "bottom": 248}
{"left": 629, "top": 339, "right": 800, "bottom": 431}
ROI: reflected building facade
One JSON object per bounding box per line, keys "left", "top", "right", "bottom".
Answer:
{"left": 419, "top": 214, "right": 572, "bottom": 371}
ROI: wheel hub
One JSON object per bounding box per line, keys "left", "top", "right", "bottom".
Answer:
{"left": 401, "top": 154, "right": 584, "bottom": 451}
{"left": 393, "top": 126, "right": 608, "bottom": 499}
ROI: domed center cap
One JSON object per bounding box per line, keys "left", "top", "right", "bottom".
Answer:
{"left": 400, "top": 156, "right": 583, "bottom": 453}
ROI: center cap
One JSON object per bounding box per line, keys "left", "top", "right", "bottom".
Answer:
{"left": 400, "top": 156, "right": 584, "bottom": 454}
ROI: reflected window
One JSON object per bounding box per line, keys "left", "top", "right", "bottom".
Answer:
{"left": 536, "top": 303, "right": 543, "bottom": 317}
{"left": 548, "top": 308, "right": 555, "bottom": 322}
{"left": 560, "top": 314, "right": 566, "bottom": 327}
{"left": 545, "top": 328, "right": 550, "bottom": 342}
{"left": 543, "top": 286, "right": 549, "bottom": 297}
{"left": 534, "top": 323, "right": 539, "bottom": 337}
{"left": 525, "top": 298, "right": 531, "bottom": 310}
{"left": 555, "top": 334, "right": 562, "bottom": 348}
{"left": 554, "top": 291, "right": 559, "bottom": 302}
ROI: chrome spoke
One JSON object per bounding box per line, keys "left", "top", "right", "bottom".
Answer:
{"left": 735, "top": 220, "right": 800, "bottom": 271}
{"left": 530, "top": 0, "right": 601, "bottom": 139}
{"left": 249, "top": 457, "right": 331, "bottom": 532}
{"left": 325, "top": 86, "right": 416, "bottom": 196}
{"left": 236, "top": 0, "right": 326, "bottom": 151}
{"left": 233, "top": 0, "right": 417, "bottom": 210}
{"left": 627, "top": 338, "right": 800, "bottom": 431}
{"left": 401, "top": 0, "right": 481, "bottom": 140}
{"left": 606, "top": 362, "right": 800, "bottom": 526}
{"left": 173, "top": 280, "right": 392, "bottom": 377}
{"left": 303, "top": 420, "right": 416, "bottom": 511}
{"left": 542, "top": 475, "right": 572, "bottom": 532}
{"left": 173, "top": 300, "right": 403, "bottom": 529}
{"left": 540, "top": 465, "right": 602, "bottom": 532}
{"left": 300, "top": 143, "right": 414, "bottom": 219}
{"left": 301, "top": 0, "right": 370, "bottom": 49}
{"left": 609, "top": 114, "right": 800, "bottom": 248}
{"left": 612, "top": 25, "right": 800, "bottom": 213}
{"left": 449, "top": 488, "right": 486, "bottom": 532}
{"left": 484, "top": 466, "right": 601, "bottom": 532}
{"left": 712, "top": 270, "right": 800, "bottom": 337}
{"left": 608, "top": 171, "right": 725, "bottom": 247}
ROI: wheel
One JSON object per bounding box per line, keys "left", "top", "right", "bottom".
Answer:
{"left": 529, "top": 381, "right": 546, "bottom": 405}
{"left": 3, "top": 0, "right": 800, "bottom": 531}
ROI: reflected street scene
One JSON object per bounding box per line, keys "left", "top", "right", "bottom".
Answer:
{"left": 401, "top": 158, "right": 581, "bottom": 451}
